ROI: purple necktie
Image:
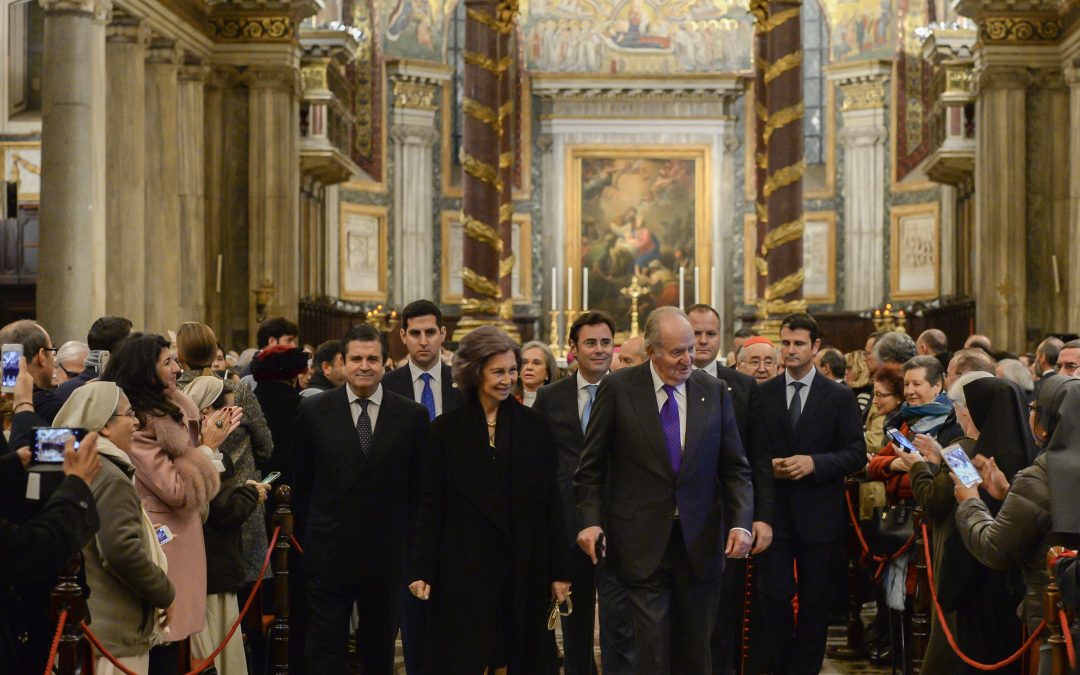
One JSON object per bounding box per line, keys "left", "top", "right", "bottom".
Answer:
{"left": 660, "top": 384, "right": 682, "bottom": 473}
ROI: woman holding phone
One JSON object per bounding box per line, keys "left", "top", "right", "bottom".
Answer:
{"left": 104, "top": 334, "right": 239, "bottom": 673}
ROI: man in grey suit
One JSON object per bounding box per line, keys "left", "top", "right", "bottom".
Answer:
{"left": 575, "top": 307, "right": 754, "bottom": 675}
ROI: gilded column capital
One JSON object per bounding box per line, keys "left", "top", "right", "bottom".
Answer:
{"left": 146, "top": 37, "right": 182, "bottom": 65}
{"left": 243, "top": 65, "right": 302, "bottom": 95}
{"left": 179, "top": 59, "right": 211, "bottom": 83}
{"left": 39, "top": 0, "right": 111, "bottom": 22}
{"left": 977, "top": 64, "right": 1032, "bottom": 90}
{"left": 1066, "top": 65, "right": 1080, "bottom": 87}
{"left": 106, "top": 14, "right": 149, "bottom": 45}
{"left": 391, "top": 78, "right": 438, "bottom": 111}
{"left": 839, "top": 79, "right": 887, "bottom": 111}
{"left": 389, "top": 124, "right": 439, "bottom": 146}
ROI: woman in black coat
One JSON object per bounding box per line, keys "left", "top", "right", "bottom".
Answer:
{"left": 410, "top": 326, "right": 570, "bottom": 675}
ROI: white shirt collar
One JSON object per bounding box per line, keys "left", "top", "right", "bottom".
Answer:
{"left": 650, "top": 361, "right": 686, "bottom": 395}
{"left": 408, "top": 359, "right": 441, "bottom": 383}
{"left": 347, "top": 383, "right": 383, "bottom": 406}
{"left": 784, "top": 367, "right": 817, "bottom": 389}
{"left": 695, "top": 360, "right": 719, "bottom": 377}
{"left": 577, "top": 370, "right": 606, "bottom": 390}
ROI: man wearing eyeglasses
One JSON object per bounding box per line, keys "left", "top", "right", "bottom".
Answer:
{"left": 736, "top": 337, "right": 780, "bottom": 382}
{"left": 1054, "top": 339, "right": 1080, "bottom": 378}
{"left": 0, "top": 320, "right": 62, "bottom": 423}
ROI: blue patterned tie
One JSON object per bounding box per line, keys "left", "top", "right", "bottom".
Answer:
{"left": 581, "top": 384, "right": 598, "bottom": 434}
{"left": 356, "top": 399, "right": 372, "bottom": 458}
{"left": 789, "top": 381, "right": 805, "bottom": 429}
{"left": 419, "top": 372, "right": 436, "bottom": 421}
{"left": 660, "top": 384, "right": 682, "bottom": 473}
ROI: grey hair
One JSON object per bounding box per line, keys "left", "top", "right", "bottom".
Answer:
{"left": 737, "top": 344, "right": 780, "bottom": 363}
{"left": 873, "top": 332, "right": 917, "bottom": 365}
{"left": 947, "top": 370, "right": 994, "bottom": 408}
{"left": 902, "top": 355, "right": 944, "bottom": 387}
{"left": 56, "top": 340, "right": 89, "bottom": 368}
{"left": 520, "top": 340, "right": 557, "bottom": 384}
{"left": 997, "top": 358, "right": 1034, "bottom": 393}
{"left": 643, "top": 306, "right": 689, "bottom": 350}
{"left": 452, "top": 325, "right": 522, "bottom": 394}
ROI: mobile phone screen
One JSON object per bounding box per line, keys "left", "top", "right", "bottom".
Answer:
{"left": 943, "top": 446, "right": 983, "bottom": 488}
{"left": 155, "top": 526, "right": 174, "bottom": 545}
{"left": 32, "top": 427, "right": 86, "bottom": 465}
{"left": 1, "top": 346, "right": 19, "bottom": 392}
{"left": 887, "top": 429, "right": 920, "bottom": 455}
{"left": 263, "top": 471, "right": 281, "bottom": 485}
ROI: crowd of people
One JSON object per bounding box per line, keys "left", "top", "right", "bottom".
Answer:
{"left": 2, "top": 302, "right": 1080, "bottom": 675}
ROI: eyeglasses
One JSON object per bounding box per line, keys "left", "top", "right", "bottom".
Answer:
{"left": 546, "top": 593, "right": 574, "bottom": 631}
{"left": 1055, "top": 363, "right": 1080, "bottom": 373}
{"left": 42, "top": 347, "right": 58, "bottom": 356}
{"left": 872, "top": 391, "right": 897, "bottom": 399}
{"left": 111, "top": 409, "right": 138, "bottom": 420}
{"left": 746, "top": 359, "right": 776, "bottom": 368}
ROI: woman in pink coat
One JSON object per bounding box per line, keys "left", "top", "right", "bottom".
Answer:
{"left": 104, "top": 333, "right": 240, "bottom": 671}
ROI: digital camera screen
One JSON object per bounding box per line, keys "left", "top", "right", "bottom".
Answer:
{"left": 1, "top": 349, "right": 18, "bottom": 389}
{"left": 33, "top": 428, "right": 79, "bottom": 464}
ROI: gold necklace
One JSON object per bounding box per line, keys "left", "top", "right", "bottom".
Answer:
{"left": 486, "top": 419, "right": 497, "bottom": 428}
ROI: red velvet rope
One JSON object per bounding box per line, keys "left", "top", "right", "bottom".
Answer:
{"left": 82, "top": 526, "right": 283, "bottom": 675}
{"left": 1061, "top": 609, "right": 1077, "bottom": 672}
{"left": 42, "top": 608, "right": 68, "bottom": 675}
{"left": 843, "top": 490, "right": 917, "bottom": 576}
{"left": 289, "top": 534, "right": 304, "bottom": 555}
{"left": 920, "top": 523, "right": 1045, "bottom": 670}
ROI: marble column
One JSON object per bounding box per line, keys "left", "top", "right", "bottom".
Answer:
{"left": 144, "top": 38, "right": 182, "bottom": 334}
{"left": 388, "top": 71, "right": 442, "bottom": 305}
{"left": 830, "top": 65, "right": 889, "bottom": 310}
{"left": 1068, "top": 66, "right": 1080, "bottom": 330}
{"left": 178, "top": 60, "right": 208, "bottom": 324}
{"left": 974, "top": 64, "right": 1029, "bottom": 350}
{"left": 1025, "top": 68, "right": 1070, "bottom": 335}
{"left": 37, "top": 0, "right": 111, "bottom": 342}
{"left": 104, "top": 14, "right": 147, "bottom": 327}
{"left": 247, "top": 66, "right": 301, "bottom": 326}
{"left": 939, "top": 184, "right": 957, "bottom": 297}
{"left": 203, "top": 68, "right": 250, "bottom": 346}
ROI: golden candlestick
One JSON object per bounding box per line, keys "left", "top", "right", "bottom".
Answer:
{"left": 547, "top": 310, "right": 564, "bottom": 359}
{"left": 563, "top": 309, "right": 580, "bottom": 354}
{"left": 872, "top": 303, "right": 907, "bottom": 333}
{"left": 620, "top": 276, "right": 650, "bottom": 339}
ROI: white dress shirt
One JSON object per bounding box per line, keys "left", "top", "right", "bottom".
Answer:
{"left": 576, "top": 370, "right": 607, "bottom": 420}
{"left": 522, "top": 389, "right": 538, "bottom": 408}
{"left": 650, "top": 362, "right": 686, "bottom": 447}
{"left": 347, "top": 383, "right": 383, "bottom": 431}
{"left": 784, "top": 367, "right": 816, "bottom": 414}
{"left": 408, "top": 359, "right": 443, "bottom": 415}
{"left": 696, "top": 360, "right": 719, "bottom": 378}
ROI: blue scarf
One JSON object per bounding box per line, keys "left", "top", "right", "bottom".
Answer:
{"left": 898, "top": 392, "right": 953, "bottom": 435}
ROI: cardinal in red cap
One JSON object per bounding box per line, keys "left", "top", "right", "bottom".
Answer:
{"left": 736, "top": 336, "right": 780, "bottom": 382}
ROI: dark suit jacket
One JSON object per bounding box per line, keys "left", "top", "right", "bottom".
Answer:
{"left": 292, "top": 385, "right": 429, "bottom": 584}
{"left": 750, "top": 370, "right": 866, "bottom": 544}
{"left": 574, "top": 362, "right": 754, "bottom": 582}
{"left": 254, "top": 379, "right": 301, "bottom": 482}
{"left": 382, "top": 361, "right": 465, "bottom": 416}
{"left": 532, "top": 375, "right": 591, "bottom": 548}
{"left": 411, "top": 396, "right": 567, "bottom": 674}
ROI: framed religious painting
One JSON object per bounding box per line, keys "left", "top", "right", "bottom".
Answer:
{"left": 742, "top": 211, "right": 836, "bottom": 305}
{"left": 890, "top": 202, "right": 939, "bottom": 300}
{"left": 339, "top": 203, "right": 388, "bottom": 301}
{"left": 566, "top": 145, "right": 712, "bottom": 336}
{"left": 440, "top": 210, "right": 532, "bottom": 305}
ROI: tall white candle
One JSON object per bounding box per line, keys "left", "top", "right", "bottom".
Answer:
{"left": 678, "top": 267, "right": 685, "bottom": 308}
{"left": 583, "top": 267, "right": 589, "bottom": 311}
{"left": 694, "top": 266, "right": 700, "bottom": 305}
{"left": 551, "top": 267, "right": 557, "bottom": 310}
{"left": 710, "top": 266, "right": 717, "bottom": 306}
{"left": 567, "top": 267, "right": 574, "bottom": 311}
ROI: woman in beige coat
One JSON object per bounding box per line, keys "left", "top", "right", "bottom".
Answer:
{"left": 54, "top": 382, "right": 175, "bottom": 675}
{"left": 104, "top": 333, "right": 239, "bottom": 670}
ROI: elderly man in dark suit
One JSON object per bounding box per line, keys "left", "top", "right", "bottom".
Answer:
{"left": 686, "top": 303, "right": 772, "bottom": 674}
{"left": 381, "top": 299, "right": 464, "bottom": 672}
{"left": 751, "top": 312, "right": 866, "bottom": 675}
{"left": 533, "top": 310, "right": 615, "bottom": 675}
{"left": 293, "top": 323, "right": 429, "bottom": 674}
{"left": 575, "top": 306, "right": 754, "bottom": 675}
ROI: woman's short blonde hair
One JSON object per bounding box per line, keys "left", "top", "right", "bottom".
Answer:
{"left": 452, "top": 326, "right": 521, "bottom": 394}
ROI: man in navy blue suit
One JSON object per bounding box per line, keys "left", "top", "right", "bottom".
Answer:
{"left": 751, "top": 312, "right": 866, "bottom": 674}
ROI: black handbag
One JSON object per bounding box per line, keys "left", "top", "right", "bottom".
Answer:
{"left": 866, "top": 479, "right": 915, "bottom": 558}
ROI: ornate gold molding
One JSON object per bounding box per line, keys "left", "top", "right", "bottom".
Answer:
{"left": 209, "top": 15, "right": 295, "bottom": 43}
{"left": 763, "top": 102, "right": 804, "bottom": 144}
{"left": 840, "top": 79, "right": 886, "bottom": 111}
{"left": 464, "top": 51, "right": 512, "bottom": 75}
{"left": 301, "top": 64, "right": 327, "bottom": 92}
{"left": 760, "top": 7, "right": 799, "bottom": 33}
{"left": 762, "top": 217, "right": 805, "bottom": 254}
{"left": 945, "top": 67, "right": 974, "bottom": 95}
{"left": 461, "top": 152, "right": 503, "bottom": 192}
{"left": 462, "top": 268, "right": 501, "bottom": 298}
{"left": 462, "top": 214, "right": 503, "bottom": 252}
{"left": 980, "top": 15, "right": 1061, "bottom": 43}
{"left": 463, "top": 97, "right": 500, "bottom": 130}
{"left": 393, "top": 79, "right": 438, "bottom": 110}
{"left": 764, "top": 160, "right": 806, "bottom": 198}
{"left": 764, "top": 269, "right": 805, "bottom": 301}
{"left": 764, "top": 51, "right": 803, "bottom": 85}
{"left": 462, "top": 297, "right": 500, "bottom": 315}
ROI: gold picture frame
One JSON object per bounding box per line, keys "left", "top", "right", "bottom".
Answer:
{"left": 440, "top": 210, "right": 532, "bottom": 305}
{"left": 890, "top": 202, "right": 940, "bottom": 300}
{"left": 339, "top": 203, "right": 389, "bottom": 301}
{"left": 743, "top": 211, "right": 836, "bottom": 305}
{"left": 0, "top": 141, "right": 40, "bottom": 202}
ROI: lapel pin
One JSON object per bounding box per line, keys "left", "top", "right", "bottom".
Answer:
{"left": 700, "top": 396, "right": 706, "bottom": 402}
